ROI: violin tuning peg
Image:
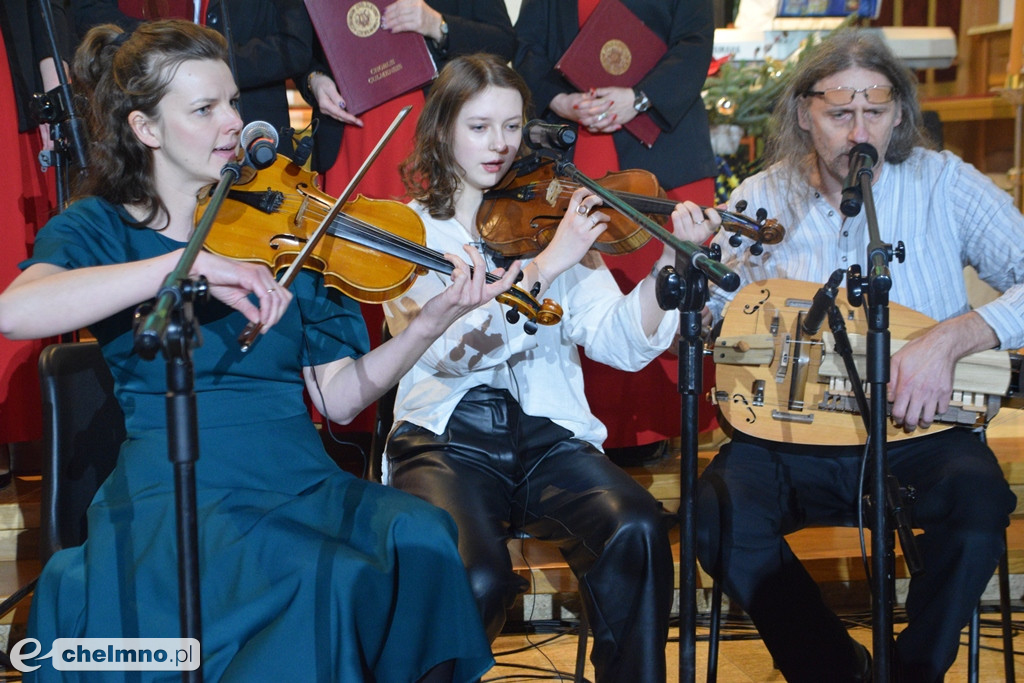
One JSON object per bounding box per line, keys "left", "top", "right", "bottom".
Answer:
{"left": 530, "top": 281, "right": 541, "bottom": 297}
{"left": 728, "top": 233, "right": 743, "bottom": 248}
{"left": 735, "top": 199, "right": 748, "bottom": 213}
{"left": 749, "top": 242, "right": 764, "bottom": 256}
{"left": 523, "top": 320, "right": 538, "bottom": 335}
{"left": 756, "top": 207, "right": 768, "bottom": 222}
{"left": 505, "top": 308, "right": 521, "bottom": 325}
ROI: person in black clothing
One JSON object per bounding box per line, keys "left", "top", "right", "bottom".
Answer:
{"left": 70, "top": 0, "right": 312, "bottom": 135}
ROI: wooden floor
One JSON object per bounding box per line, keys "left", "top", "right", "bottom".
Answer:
{"left": 489, "top": 617, "right": 1024, "bottom": 682}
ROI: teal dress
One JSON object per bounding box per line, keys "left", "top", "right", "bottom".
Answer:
{"left": 22, "top": 197, "right": 493, "bottom": 682}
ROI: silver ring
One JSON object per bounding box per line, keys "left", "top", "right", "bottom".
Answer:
{"left": 576, "top": 204, "right": 589, "bottom": 216}
{"left": 590, "top": 215, "right": 599, "bottom": 226}
{"left": 267, "top": 287, "right": 276, "bottom": 294}
{"left": 695, "top": 218, "right": 706, "bottom": 225}
{"left": 596, "top": 112, "right": 608, "bottom": 122}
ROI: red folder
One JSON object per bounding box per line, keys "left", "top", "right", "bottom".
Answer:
{"left": 304, "top": 0, "right": 437, "bottom": 116}
{"left": 117, "top": 0, "right": 196, "bottom": 20}
{"left": 555, "top": 0, "right": 667, "bottom": 148}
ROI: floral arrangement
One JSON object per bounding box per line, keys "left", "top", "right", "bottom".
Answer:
{"left": 703, "top": 54, "right": 795, "bottom": 140}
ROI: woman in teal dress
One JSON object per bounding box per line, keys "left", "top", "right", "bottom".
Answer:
{"left": 0, "top": 19, "right": 517, "bottom": 682}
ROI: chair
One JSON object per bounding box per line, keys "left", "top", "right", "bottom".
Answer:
{"left": 966, "top": 430, "right": 1015, "bottom": 683}
{"left": 370, "top": 322, "right": 591, "bottom": 682}
{"left": 37, "top": 342, "right": 124, "bottom": 561}
{"left": 0, "top": 342, "right": 123, "bottom": 668}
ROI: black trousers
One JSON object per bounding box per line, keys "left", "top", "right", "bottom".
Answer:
{"left": 387, "top": 386, "right": 675, "bottom": 683}
{"left": 696, "top": 428, "right": 1016, "bottom": 683}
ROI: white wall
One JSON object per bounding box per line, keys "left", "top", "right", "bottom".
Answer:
{"left": 1000, "top": 0, "right": 1015, "bottom": 24}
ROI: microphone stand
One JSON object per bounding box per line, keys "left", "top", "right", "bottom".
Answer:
{"left": 550, "top": 157, "right": 739, "bottom": 683}
{"left": 133, "top": 161, "right": 242, "bottom": 683}
{"left": 844, "top": 169, "right": 906, "bottom": 683}
{"left": 32, "top": 0, "right": 89, "bottom": 211}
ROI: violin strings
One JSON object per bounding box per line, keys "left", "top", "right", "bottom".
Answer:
{"left": 521, "top": 180, "right": 668, "bottom": 208}
{"left": 511, "top": 181, "right": 757, "bottom": 234}
{"left": 282, "top": 194, "right": 506, "bottom": 284}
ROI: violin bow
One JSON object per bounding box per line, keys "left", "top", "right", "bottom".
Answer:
{"left": 238, "top": 105, "right": 413, "bottom": 351}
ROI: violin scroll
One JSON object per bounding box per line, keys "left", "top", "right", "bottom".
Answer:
{"left": 500, "top": 277, "right": 563, "bottom": 333}
{"left": 717, "top": 200, "right": 785, "bottom": 257}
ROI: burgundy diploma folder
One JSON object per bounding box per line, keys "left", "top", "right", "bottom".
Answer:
{"left": 304, "top": 0, "right": 438, "bottom": 115}
{"left": 555, "top": 0, "right": 667, "bottom": 147}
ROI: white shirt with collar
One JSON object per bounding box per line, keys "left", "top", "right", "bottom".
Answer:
{"left": 709, "top": 147, "right": 1024, "bottom": 351}
{"left": 383, "top": 200, "right": 680, "bottom": 452}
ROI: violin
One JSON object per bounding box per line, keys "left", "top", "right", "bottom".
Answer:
{"left": 198, "top": 156, "right": 563, "bottom": 334}
{"left": 477, "top": 154, "right": 785, "bottom": 259}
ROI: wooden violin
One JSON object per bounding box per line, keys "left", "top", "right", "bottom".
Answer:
{"left": 477, "top": 155, "right": 785, "bottom": 259}
{"left": 198, "top": 156, "right": 563, "bottom": 333}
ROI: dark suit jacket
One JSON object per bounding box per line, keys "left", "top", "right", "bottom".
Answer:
{"left": 514, "top": 0, "right": 716, "bottom": 189}
{"left": 301, "top": 0, "right": 516, "bottom": 173}
{"left": 72, "top": 0, "right": 312, "bottom": 134}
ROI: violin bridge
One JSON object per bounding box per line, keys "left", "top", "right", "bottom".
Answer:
{"left": 294, "top": 193, "right": 311, "bottom": 229}
{"left": 545, "top": 178, "right": 563, "bottom": 207}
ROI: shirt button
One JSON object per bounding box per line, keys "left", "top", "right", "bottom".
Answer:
{"left": 842, "top": 256, "right": 847, "bottom": 262}
{"left": 843, "top": 230, "right": 848, "bottom": 236}
{"left": 828, "top": 211, "right": 834, "bottom": 217}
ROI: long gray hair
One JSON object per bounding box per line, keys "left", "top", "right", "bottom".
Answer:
{"left": 764, "top": 29, "right": 930, "bottom": 177}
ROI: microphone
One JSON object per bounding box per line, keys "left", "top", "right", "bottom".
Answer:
{"left": 240, "top": 120, "right": 280, "bottom": 170}
{"left": 839, "top": 143, "right": 878, "bottom": 217}
{"left": 801, "top": 268, "right": 845, "bottom": 337}
{"left": 523, "top": 120, "right": 577, "bottom": 151}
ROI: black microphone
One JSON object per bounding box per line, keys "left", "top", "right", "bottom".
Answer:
{"left": 240, "top": 120, "right": 280, "bottom": 170}
{"left": 523, "top": 120, "right": 577, "bottom": 151}
{"left": 839, "top": 143, "right": 878, "bottom": 217}
{"left": 292, "top": 135, "right": 314, "bottom": 166}
{"left": 801, "top": 268, "right": 845, "bottom": 337}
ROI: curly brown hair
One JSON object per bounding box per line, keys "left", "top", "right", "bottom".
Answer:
{"left": 73, "top": 20, "right": 229, "bottom": 229}
{"left": 401, "top": 53, "right": 531, "bottom": 220}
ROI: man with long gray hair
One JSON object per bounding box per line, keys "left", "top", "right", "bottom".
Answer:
{"left": 693, "top": 29, "right": 1024, "bottom": 682}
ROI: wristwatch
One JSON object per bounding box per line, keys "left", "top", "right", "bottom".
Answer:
{"left": 435, "top": 16, "right": 449, "bottom": 49}
{"left": 633, "top": 89, "right": 651, "bottom": 113}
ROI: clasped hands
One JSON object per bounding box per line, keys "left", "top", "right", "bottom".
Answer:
{"left": 549, "top": 86, "right": 641, "bottom": 135}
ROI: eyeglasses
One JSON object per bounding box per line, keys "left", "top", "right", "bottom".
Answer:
{"left": 803, "top": 85, "right": 895, "bottom": 105}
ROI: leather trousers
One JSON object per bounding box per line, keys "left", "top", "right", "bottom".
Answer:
{"left": 388, "top": 386, "right": 675, "bottom": 683}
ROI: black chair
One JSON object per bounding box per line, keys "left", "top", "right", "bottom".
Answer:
{"left": 966, "top": 431, "right": 1015, "bottom": 683}
{"left": 0, "top": 342, "right": 123, "bottom": 667}
{"left": 36, "top": 341, "right": 124, "bottom": 562}
{"left": 370, "top": 323, "right": 591, "bottom": 682}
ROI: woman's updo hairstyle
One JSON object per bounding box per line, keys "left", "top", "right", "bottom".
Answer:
{"left": 73, "top": 20, "right": 229, "bottom": 227}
